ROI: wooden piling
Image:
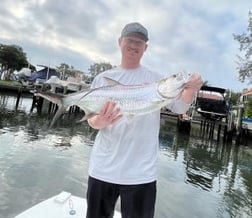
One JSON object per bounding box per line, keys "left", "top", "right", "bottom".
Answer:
{"left": 217, "top": 124, "right": 222, "bottom": 142}
{"left": 15, "top": 87, "right": 22, "bottom": 109}
{"left": 235, "top": 105, "right": 244, "bottom": 144}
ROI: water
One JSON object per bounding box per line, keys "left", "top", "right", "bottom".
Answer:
{"left": 0, "top": 93, "right": 252, "bottom": 218}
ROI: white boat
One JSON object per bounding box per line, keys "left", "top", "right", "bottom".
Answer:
{"left": 15, "top": 191, "right": 121, "bottom": 218}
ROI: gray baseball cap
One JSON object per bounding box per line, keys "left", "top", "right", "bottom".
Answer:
{"left": 121, "top": 22, "right": 148, "bottom": 42}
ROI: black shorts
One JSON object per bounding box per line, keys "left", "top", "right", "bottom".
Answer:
{"left": 86, "top": 176, "right": 156, "bottom": 218}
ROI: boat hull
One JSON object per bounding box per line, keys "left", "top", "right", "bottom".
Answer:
{"left": 14, "top": 191, "right": 121, "bottom": 218}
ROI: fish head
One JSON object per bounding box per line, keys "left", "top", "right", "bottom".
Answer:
{"left": 158, "top": 72, "right": 189, "bottom": 99}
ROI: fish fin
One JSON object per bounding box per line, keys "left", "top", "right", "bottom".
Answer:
{"left": 76, "top": 111, "right": 98, "bottom": 123}
{"left": 103, "top": 77, "right": 124, "bottom": 86}
{"left": 35, "top": 91, "right": 64, "bottom": 106}
{"left": 77, "top": 78, "right": 123, "bottom": 102}
{"left": 78, "top": 77, "right": 123, "bottom": 102}
{"left": 49, "top": 105, "right": 67, "bottom": 128}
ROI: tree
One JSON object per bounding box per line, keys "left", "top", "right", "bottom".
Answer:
{"left": 88, "top": 62, "right": 114, "bottom": 82}
{"left": 244, "top": 97, "right": 252, "bottom": 117}
{"left": 0, "top": 44, "right": 29, "bottom": 79}
{"left": 233, "top": 11, "right": 252, "bottom": 84}
{"left": 56, "top": 63, "right": 76, "bottom": 79}
{"left": 227, "top": 90, "right": 241, "bottom": 105}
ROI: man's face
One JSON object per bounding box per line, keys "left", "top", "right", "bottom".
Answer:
{"left": 119, "top": 34, "right": 148, "bottom": 61}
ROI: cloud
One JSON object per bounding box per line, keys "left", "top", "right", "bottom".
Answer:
{"left": 0, "top": 0, "right": 251, "bottom": 91}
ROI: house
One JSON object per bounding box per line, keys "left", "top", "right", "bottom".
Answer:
{"left": 240, "top": 88, "right": 252, "bottom": 103}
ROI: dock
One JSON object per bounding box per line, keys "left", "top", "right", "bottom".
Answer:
{"left": 1, "top": 81, "right": 251, "bottom": 145}
{"left": 161, "top": 103, "right": 251, "bottom": 145}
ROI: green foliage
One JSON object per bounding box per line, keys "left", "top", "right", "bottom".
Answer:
{"left": 244, "top": 97, "right": 252, "bottom": 117}
{"left": 0, "top": 44, "right": 28, "bottom": 74}
{"left": 29, "top": 64, "right": 36, "bottom": 72}
{"left": 0, "top": 42, "right": 115, "bottom": 84}
{"left": 88, "top": 62, "right": 114, "bottom": 82}
{"left": 0, "top": 80, "right": 22, "bottom": 87}
{"left": 56, "top": 63, "right": 76, "bottom": 79}
{"left": 226, "top": 89, "right": 241, "bottom": 105}
{"left": 233, "top": 11, "right": 252, "bottom": 84}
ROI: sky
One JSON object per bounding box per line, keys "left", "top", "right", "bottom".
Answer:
{"left": 0, "top": 0, "right": 251, "bottom": 92}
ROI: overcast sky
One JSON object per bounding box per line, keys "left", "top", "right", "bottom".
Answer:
{"left": 0, "top": 0, "right": 251, "bottom": 91}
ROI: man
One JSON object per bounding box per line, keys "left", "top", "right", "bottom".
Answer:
{"left": 86, "top": 22, "right": 203, "bottom": 218}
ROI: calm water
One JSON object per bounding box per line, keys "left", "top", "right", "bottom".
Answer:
{"left": 0, "top": 93, "right": 252, "bottom": 218}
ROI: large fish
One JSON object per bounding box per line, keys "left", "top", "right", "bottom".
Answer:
{"left": 35, "top": 72, "right": 189, "bottom": 127}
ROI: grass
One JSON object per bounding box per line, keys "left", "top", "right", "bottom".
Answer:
{"left": 0, "top": 80, "right": 23, "bottom": 87}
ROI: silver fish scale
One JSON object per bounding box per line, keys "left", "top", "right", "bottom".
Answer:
{"left": 76, "top": 82, "right": 166, "bottom": 115}
{"left": 39, "top": 72, "right": 188, "bottom": 127}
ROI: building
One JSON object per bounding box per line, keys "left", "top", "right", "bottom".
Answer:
{"left": 240, "top": 88, "right": 252, "bottom": 103}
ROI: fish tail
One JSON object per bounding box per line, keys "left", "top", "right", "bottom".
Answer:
{"left": 35, "top": 91, "right": 71, "bottom": 128}
{"left": 49, "top": 105, "right": 67, "bottom": 128}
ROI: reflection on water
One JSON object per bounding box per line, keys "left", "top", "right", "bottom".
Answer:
{"left": 0, "top": 94, "right": 252, "bottom": 218}
{"left": 159, "top": 120, "right": 252, "bottom": 218}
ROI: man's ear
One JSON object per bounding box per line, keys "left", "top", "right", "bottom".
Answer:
{"left": 144, "top": 43, "right": 148, "bottom": 51}
{"left": 118, "top": 37, "right": 122, "bottom": 46}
